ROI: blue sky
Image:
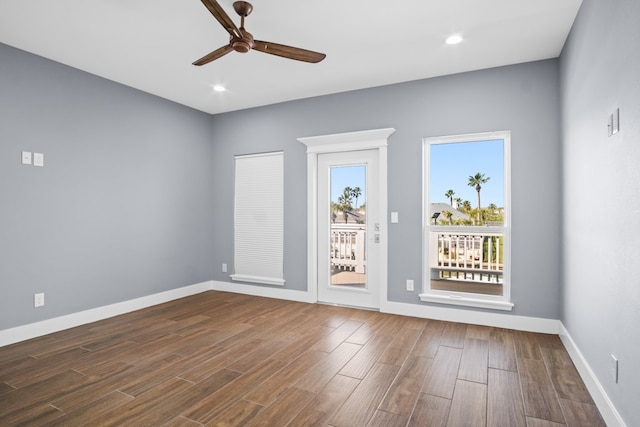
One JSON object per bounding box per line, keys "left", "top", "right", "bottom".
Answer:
{"left": 430, "top": 139, "right": 504, "bottom": 207}
{"left": 329, "top": 138, "right": 504, "bottom": 208}
{"left": 331, "top": 165, "right": 366, "bottom": 206}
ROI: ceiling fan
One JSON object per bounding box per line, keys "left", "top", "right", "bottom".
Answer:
{"left": 193, "top": 0, "right": 326, "bottom": 66}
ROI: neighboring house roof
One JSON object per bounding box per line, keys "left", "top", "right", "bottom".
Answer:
{"left": 332, "top": 208, "right": 366, "bottom": 224}
{"left": 429, "top": 203, "right": 471, "bottom": 222}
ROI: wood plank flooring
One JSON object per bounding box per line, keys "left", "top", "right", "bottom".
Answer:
{"left": 0, "top": 291, "right": 606, "bottom": 426}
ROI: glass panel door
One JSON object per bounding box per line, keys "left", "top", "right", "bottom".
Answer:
{"left": 318, "top": 150, "right": 379, "bottom": 309}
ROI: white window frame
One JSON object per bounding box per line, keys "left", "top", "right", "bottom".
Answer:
{"left": 421, "top": 131, "right": 513, "bottom": 311}
{"left": 231, "top": 151, "right": 285, "bottom": 286}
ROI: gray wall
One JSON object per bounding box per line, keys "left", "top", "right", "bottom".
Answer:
{"left": 210, "top": 59, "right": 563, "bottom": 319}
{"left": 560, "top": 0, "right": 640, "bottom": 424}
{"left": 0, "top": 43, "right": 216, "bottom": 330}
{"left": 1, "top": 43, "right": 564, "bottom": 328}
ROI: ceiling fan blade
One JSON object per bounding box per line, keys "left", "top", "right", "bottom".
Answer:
{"left": 199, "top": 0, "right": 242, "bottom": 38}
{"left": 253, "top": 40, "right": 326, "bottom": 63}
{"left": 193, "top": 45, "right": 234, "bottom": 66}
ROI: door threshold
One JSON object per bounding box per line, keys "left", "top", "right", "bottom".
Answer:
{"left": 316, "top": 301, "right": 380, "bottom": 312}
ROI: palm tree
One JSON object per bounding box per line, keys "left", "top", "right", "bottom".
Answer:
{"left": 444, "top": 189, "right": 455, "bottom": 206}
{"left": 441, "top": 210, "right": 453, "bottom": 225}
{"left": 468, "top": 173, "right": 490, "bottom": 223}
{"left": 343, "top": 186, "right": 353, "bottom": 201}
{"left": 337, "top": 188, "right": 353, "bottom": 223}
{"left": 461, "top": 200, "right": 472, "bottom": 214}
{"left": 350, "top": 186, "right": 362, "bottom": 210}
{"left": 330, "top": 201, "right": 338, "bottom": 223}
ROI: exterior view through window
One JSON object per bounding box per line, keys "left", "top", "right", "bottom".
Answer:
{"left": 423, "top": 132, "right": 512, "bottom": 310}
{"left": 330, "top": 165, "right": 366, "bottom": 288}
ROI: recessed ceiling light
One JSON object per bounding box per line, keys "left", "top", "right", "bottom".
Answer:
{"left": 212, "top": 84, "right": 226, "bottom": 92}
{"left": 445, "top": 34, "right": 464, "bottom": 45}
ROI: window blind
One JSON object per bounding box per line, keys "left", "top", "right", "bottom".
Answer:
{"left": 231, "top": 151, "right": 285, "bottom": 286}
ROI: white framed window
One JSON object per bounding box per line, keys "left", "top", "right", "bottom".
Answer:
{"left": 421, "top": 131, "right": 513, "bottom": 311}
{"left": 231, "top": 151, "right": 285, "bottom": 286}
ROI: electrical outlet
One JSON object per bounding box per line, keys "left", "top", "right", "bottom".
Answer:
{"left": 611, "top": 354, "right": 619, "bottom": 383}
{"left": 406, "top": 279, "right": 414, "bottom": 291}
{"left": 34, "top": 293, "right": 45, "bottom": 308}
{"left": 222, "top": 263, "right": 227, "bottom": 273}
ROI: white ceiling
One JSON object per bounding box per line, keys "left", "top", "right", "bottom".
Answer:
{"left": 0, "top": 0, "right": 582, "bottom": 115}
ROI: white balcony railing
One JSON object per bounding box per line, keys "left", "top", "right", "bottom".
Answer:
{"left": 330, "top": 224, "right": 366, "bottom": 274}
{"left": 429, "top": 230, "right": 503, "bottom": 283}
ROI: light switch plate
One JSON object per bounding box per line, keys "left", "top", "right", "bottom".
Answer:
{"left": 22, "top": 151, "right": 32, "bottom": 165}
{"left": 391, "top": 212, "right": 399, "bottom": 223}
{"left": 33, "top": 152, "right": 44, "bottom": 167}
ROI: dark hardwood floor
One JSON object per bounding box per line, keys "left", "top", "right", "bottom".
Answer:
{"left": 0, "top": 291, "right": 606, "bottom": 426}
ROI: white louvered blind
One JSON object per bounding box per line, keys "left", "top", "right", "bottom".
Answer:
{"left": 231, "top": 152, "right": 285, "bottom": 286}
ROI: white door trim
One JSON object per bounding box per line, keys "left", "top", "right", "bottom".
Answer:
{"left": 298, "top": 128, "right": 395, "bottom": 307}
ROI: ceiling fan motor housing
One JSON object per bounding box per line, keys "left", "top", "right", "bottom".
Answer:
{"left": 231, "top": 31, "right": 254, "bottom": 53}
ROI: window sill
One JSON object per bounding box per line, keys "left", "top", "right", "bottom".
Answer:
{"left": 419, "top": 292, "right": 514, "bottom": 311}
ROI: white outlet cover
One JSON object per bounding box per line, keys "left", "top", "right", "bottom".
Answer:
{"left": 33, "top": 152, "right": 44, "bottom": 167}
{"left": 34, "top": 293, "right": 45, "bottom": 307}
{"left": 611, "top": 354, "right": 619, "bottom": 383}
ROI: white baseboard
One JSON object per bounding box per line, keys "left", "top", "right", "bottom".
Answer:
{"left": 2, "top": 278, "right": 564, "bottom": 348}
{"left": 381, "top": 300, "right": 561, "bottom": 334}
{"left": 210, "top": 281, "right": 560, "bottom": 334}
{"left": 0, "top": 281, "right": 213, "bottom": 347}
{"left": 0, "top": 281, "right": 624, "bottom": 426}
{"left": 209, "top": 280, "right": 316, "bottom": 304}
{"left": 559, "top": 324, "right": 626, "bottom": 427}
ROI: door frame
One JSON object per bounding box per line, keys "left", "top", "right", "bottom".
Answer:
{"left": 298, "top": 128, "right": 395, "bottom": 308}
